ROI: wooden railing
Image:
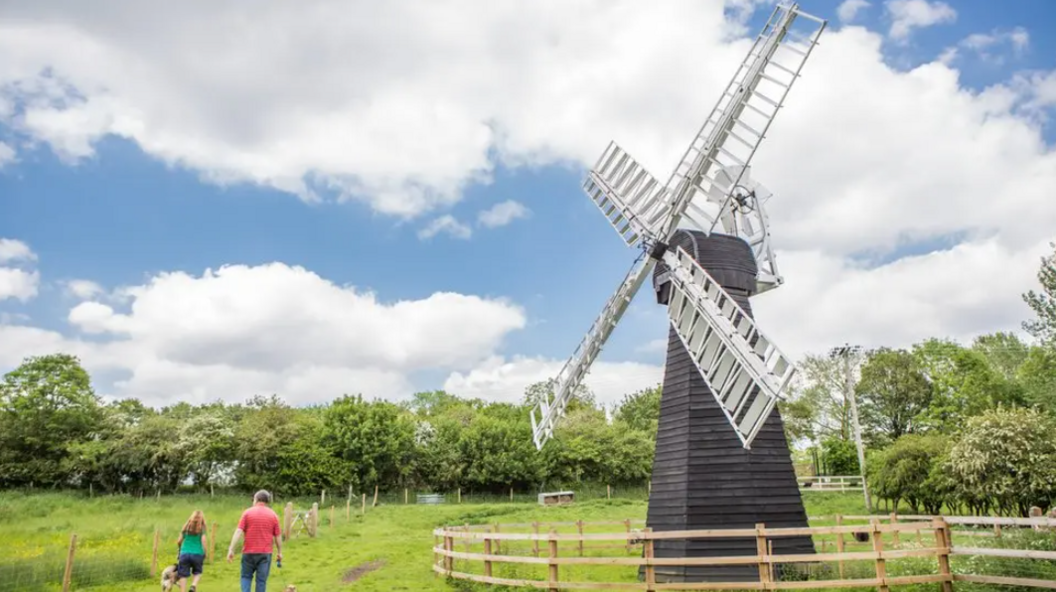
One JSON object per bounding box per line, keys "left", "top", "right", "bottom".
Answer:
{"left": 434, "top": 515, "right": 1056, "bottom": 590}
{"left": 797, "top": 476, "right": 863, "bottom": 492}
{"left": 433, "top": 518, "right": 955, "bottom": 590}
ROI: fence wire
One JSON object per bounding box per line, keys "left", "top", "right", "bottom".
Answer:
{"left": 0, "top": 532, "right": 151, "bottom": 592}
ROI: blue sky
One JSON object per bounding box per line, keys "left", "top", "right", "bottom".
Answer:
{"left": 1, "top": 0, "right": 1055, "bottom": 408}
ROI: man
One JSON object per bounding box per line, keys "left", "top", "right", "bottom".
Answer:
{"left": 227, "top": 490, "right": 283, "bottom": 592}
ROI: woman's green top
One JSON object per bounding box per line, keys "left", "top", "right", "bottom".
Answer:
{"left": 180, "top": 531, "right": 204, "bottom": 555}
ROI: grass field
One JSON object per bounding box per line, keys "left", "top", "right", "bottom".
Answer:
{"left": 0, "top": 490, "right": 875, "bottom": 591}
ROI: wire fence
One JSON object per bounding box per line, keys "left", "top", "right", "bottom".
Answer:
{"left": 0, "top": 532, "right": 150, "bottom": 592}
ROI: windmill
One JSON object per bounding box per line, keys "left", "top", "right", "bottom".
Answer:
{"left": 528, "top": 4, "right": 827, "bottom": 583}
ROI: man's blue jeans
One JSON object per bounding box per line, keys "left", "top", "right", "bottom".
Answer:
{"left": 240, "top": 553, "right": 272, "bottom": 592}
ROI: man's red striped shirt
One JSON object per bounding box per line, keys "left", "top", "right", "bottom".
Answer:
{"left": 237, "top": 504, "right": 281, "bottom": 554}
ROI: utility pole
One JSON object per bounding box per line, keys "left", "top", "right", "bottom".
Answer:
{"left": 834, "top": 344, "right": 871, "bottom": 512}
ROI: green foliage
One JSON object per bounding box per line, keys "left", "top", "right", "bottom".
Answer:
{"left": 614, "top": 385, "right": 661, "bottom": 436}
{"left": 944, "top": 406, "right": 1056, "bottom": 516}
{"left": 323, "top": 394, "right": 417, "bottom": 490}
{"left": 867, "top": 434, "right": 950, "bottom": 513}
{"left": 0, "top": 354, "right": 103, "bottom": 488}
{"left": 912, "top": 338, "right": 1025, "bottom": 430}
{"left": 819, "top": 436, "right": 859, "bottom": 476}
{"left": 1023, "top": 242, "right": 1056, "bottom": 344}
{"left": 856, "top": 347, "right": 932, "bottom": 443}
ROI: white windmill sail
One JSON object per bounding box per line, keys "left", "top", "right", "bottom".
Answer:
{"left": 661, "top": 4, "right": 826, "bottom": 242}
{"left": 582, "top": 142, "right": 670, "bottom": 248}
{"left": 661, "top": 247, "right": 795, "bottom": 447}
{"left": 530, "top": 257, "right": 655, "bottom": 449}
{"left": 530, "top": 3, "right": 826, "bottom": 451}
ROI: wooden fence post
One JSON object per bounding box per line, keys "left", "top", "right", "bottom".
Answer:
{"left": 484, "top": 530, "right": 493, "bottom": 579}
{"left": 457, "top": 487, "right": 462, "bottom": 504}
{"left": 890, "top": 512, "right": 900, "bottom": 547}
{"left": 405, "top": 488, "right": 409, "bottom": 505}
{"left": 871, "top": 519, "right": 889, "bottom": 592}
{"left": 150, "top": 528, "right": 160, "bottom": 577}
{"left": 372, "top": 484, "right": 379, "bottom": 507}
{"left": 548, "top": 528, "right": 559, "bottom": 592}
{"left": 321, "top": 489, "right": 326, "bottom": 507}
{"left": 607, "top": 484, "right": 611, "bottom": 500}
{"left": 444, "top": 532, "right": 453, "bottom": 574}
{"left": 209, "top": 522, "right": 218, "bottom": 563}
{"left": 768, "top": 540, "right": 775, "bottom": 583}
{"left": 62, "top": 533, "right": 77, "bottom": 592}
{"left": 361, "top": 493, "right": 366, "bottom": 516}
{"left": 532, "top": 522, "right": 540, "bottom": 557}
{"left": 283, "top": 502, "right": 293, "bottom": 540}
{"left": 755, "top": 523, "right": 770, "bottom": 587}
{"left": 836, "top": 514, "right": 846, "bottom": 579}
{"left": 510, "top": 487, "right": 514, "bottom": 502}
{"left": 644, "top": 527, "right": 655, "bottom": 592}
{"left": 310, "top": 503, "right": 319, "bottom": 537}
{"left": 933, "top": 517, "right": 954, "bottom": 592}
{"left": 624, "top": 518, "right": 632, "bottom": 553}
{"left": 577, "top": 520, "right": 585, "bottom": 556}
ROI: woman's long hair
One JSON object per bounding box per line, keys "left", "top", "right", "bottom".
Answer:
{"left": 183, "top": 510, "right": 206, "bottom": 536}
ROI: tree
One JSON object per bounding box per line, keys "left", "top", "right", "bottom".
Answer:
{"left": 856, "top": 347, "right": 932, "bottom": 442}
{"left": 777, "top": 384, "right": 819, "bottom": 445}
{"left": 523, "top": 379, "right": 596, "bottom": 414}
{"left": 819, "top": 436, "right": 859, "bottom": 475}
{"left": 323, "top": 395, "right": 417, "bottom": 490}
{"left": 868, "top": 434, "right": 950, "bottom": 513}
{"left": 1023, "top": 242, "right": 1056, "bottom": 344}
{"left": 1017, "top": 346, "right": 1056, "bottom": 410}
{"left": 972, "top": 332, "right": 1030, "bottom": 382}
{"left": 797, "top": 353, "right": 858, "bottom": 441}
{"left": 614, "top": 385, "right": 661, "bottom": 436}
{"left": 0, "top": 354, "right": 103, "bottom": 487}
{"left": 912, "top": 339, "right": 1025, "bottom": 429}
{"left": 944, "top": 407, "right": 1056, "bottom": 515}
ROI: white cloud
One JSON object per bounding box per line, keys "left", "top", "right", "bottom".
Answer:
{"left": 0, "top": 0, "right": 763, "bottom": 218}
{"left": 837, "top": 0, "right": 870, "bottom": 24}
{"left": 65, "top": 279, "right": 104, "bottom": 299}
{"left": 751, "top": 237, "right": 1052, "bottom": 361}
{"left": 418, "top": 215, "right": 472, "bottom": 240}
{"left": 0, "top": 141, "right": 14, "bottom": 168}
{"left": 940, "top": 27, "right": 1030, "bottom": 66}
{"left": 0, "top": 239, "right": 39, "bottom": 302}
{"left": 478, "top": 200, "right": 530, "bottom": 228}
{"left": 885, "top": 0, "right": 956, "bottom": 41}
{"left": 0, "top": 268, "right": 39, "bottom": 302}
{"left": 442, "top": 355, "right": 663, "bottom": 407}
{"left": 0, "top": 239, "right": 36, "bottom": 263}
{"left": 1, "top": 262, "right": 527, "bottom": 406}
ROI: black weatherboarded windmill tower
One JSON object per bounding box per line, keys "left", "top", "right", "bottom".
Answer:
{"left": 528, "top": 4, "right": 828, "bottom": 584}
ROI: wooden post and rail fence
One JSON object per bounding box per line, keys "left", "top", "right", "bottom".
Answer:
{"left": 433, "top": 515, "right": 1056, "bottom": 591}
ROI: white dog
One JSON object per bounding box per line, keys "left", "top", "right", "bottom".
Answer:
{"left": 160, "top": 563, "right": 179, "bottom": 591}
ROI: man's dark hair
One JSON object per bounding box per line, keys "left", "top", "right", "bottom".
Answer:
{"left": 254, "top": 490, "right": 272, "bottom": 504}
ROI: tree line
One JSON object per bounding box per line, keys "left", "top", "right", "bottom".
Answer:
{"left": 0, "top": 243, "right": 1053, "bottom": 511}
{"left": 0, "top": 355, "right": 661, "bottom": 496}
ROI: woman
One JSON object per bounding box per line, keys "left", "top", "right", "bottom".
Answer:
{"left": 175, "top": 510, "right": 209, "bottom": 592}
